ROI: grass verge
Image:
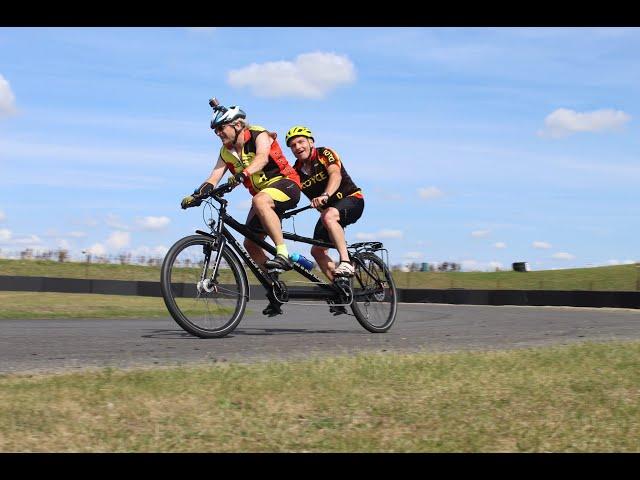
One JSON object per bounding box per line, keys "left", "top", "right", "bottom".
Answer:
{"left": 0, "top": 292, "right": 234, "bottom": 319}
{"left": 1, "top": 341, "right": 639, "bottom": 452}
{"left": 2, "top": 259, "right": 639, "bottom": 291}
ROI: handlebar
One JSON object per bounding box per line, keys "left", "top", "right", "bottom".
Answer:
{"left": 193, "top": 184, "right": 314, "bottom": 220}
{"left": 281, "top": 204, "right": 313, "bottom": 219}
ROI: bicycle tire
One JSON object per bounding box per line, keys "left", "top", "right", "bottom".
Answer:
{"left": 161, "top": 234, "right": 248, "bottom": 338}
{"left": 350, "top": 251, "right": 398, "bottom": 333}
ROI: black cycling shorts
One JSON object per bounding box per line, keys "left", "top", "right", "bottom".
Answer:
{"left": 245, "top": 177, "right": 301, "bottom": 234}
{"left": 313, "top": 195, "right": 364, "bottom": 243}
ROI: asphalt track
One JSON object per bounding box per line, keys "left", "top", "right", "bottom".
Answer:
{"left": 1, "top": 301, "right": 639, "bottom": 374}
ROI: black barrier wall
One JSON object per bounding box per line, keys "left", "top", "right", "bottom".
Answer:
{"left": 0, "top": 275, "right": 638, "bottom": 309}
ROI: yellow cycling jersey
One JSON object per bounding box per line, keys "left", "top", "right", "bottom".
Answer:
{"left": 219, "top": 126, "right": 300, "bottom": 196}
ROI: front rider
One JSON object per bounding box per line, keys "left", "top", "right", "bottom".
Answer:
{"left": 180, "top": 102, "right": 302, "bottom": 315}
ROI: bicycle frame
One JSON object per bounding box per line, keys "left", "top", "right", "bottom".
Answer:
{"left": 195, "top": 194, "right": 343, "bottom": 303}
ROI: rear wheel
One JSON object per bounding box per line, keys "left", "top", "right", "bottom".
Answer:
{"left": 350, "top": 252, "right": 397, "bottom": 333}
{"left": 160, "top": 235, "right": 248, "bottom": 338}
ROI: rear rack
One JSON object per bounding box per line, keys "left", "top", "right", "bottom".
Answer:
{"left": 347, "top": 241, "right": 389, "bottom": 267}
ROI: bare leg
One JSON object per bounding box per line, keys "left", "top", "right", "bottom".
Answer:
{"left": 243, "top": 208, "right": 269, "bottom": 270}
{"left": 251, "top": 192, "right": 285, "bottom": 247}
{"left": 244, "top": 236, "right": 269, "bottom": 270}
{"left": 320, "top": 207, "right": 350, "bottom": 264}
{"left": 311, "top": 245, "right": 336, "bottom": 282}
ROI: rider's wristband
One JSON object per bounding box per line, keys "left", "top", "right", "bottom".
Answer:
{"left": 320, "top": 192, "right": 330, "bottom": 198}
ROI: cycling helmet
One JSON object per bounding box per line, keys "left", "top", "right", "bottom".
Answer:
{"left": 210, "top": 105, "right": 247, "bottom": 130}
{"left": 285, "top": 125, "right": 314, "bottom": 146}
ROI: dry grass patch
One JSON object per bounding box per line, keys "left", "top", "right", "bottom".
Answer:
{"left": 0, "top": 292, "right": 232, "bottom": 319}
{"left": 1, "top": 341, "right": 639, "bottom": 452}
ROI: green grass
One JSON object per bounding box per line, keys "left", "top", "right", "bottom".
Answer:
{"left": 1, "top": 341, "right": 639, "bottom": 452}
{"left": 2, "top": 258, "right": 639, "bottom": 291}
{"left": 397, "top": 263, "right": 640, "bottom": 291}
{"left": 0, "top": 292, "right": 233, "bottom": 319}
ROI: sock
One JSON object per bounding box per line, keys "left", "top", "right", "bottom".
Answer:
{"left": 276, "top": 244, "right": 289, "bottom": 258}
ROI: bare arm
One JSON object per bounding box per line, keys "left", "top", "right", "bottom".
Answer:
{"left": 324, "top": 163, "right": 342, "bottom": 197}
{"left": 312, "top": 163, "right": 342, "bottom": 209}
{"left": 204, "top": 156, "right": 229, "bottom": 187}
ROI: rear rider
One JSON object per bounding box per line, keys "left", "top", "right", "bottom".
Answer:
{"left": 285, "top": 125, "right": 364, "bottom": 281}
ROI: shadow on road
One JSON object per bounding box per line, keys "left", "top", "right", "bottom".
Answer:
{"left": 142, "top": 327, "right": 355, "bottom": 339}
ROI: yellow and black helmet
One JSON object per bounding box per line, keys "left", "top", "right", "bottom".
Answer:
{"left": 285, "top": 125, "right": 314, "bottom": 146}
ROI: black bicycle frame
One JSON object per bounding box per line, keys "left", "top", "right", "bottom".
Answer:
{"left": 196, "top": 197, "right": 341, "bottom": 302}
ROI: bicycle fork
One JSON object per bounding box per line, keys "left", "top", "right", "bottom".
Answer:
{"left": 196, "top": 235, "right": 226, "bottom": 296}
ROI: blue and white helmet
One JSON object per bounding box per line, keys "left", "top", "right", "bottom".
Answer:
{"left": 210, "top": 105, "right": 246, "bottom": 130}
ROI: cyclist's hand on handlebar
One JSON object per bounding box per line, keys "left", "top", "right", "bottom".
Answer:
{"left": 311, "top": 193, "right": 329, "bottom": 209}
{"left": 227, "top": 171, "right": 247, "bottom": 188}
{"left": 181, "top": 181, "right": 216, "bottom": 209}
{"left": 181, "top": 194, "right": 202, "bottom": 209}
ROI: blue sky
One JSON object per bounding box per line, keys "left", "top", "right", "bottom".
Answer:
{"left": 1, "top": 27, "right": 638, "bottom": 271}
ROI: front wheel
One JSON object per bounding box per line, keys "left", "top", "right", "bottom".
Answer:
{"left": 350, "top": 252, "right": 398, "bottom": 333}
{"left": 160, "top": 234, "right": 248, "bottom": 338}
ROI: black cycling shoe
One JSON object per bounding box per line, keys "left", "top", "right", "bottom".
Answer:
{"left": 264, "top": 254, "right": 293, "bottom": 271}
{"left": 262, "top": 302, "right": 283, "bottom": 317}
{"left": 329, "top": 305, "right": 348, "bottom": 316}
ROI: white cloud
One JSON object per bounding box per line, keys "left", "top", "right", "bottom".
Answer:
{"left": 552, "top": 252, "right": 575, "bottom": 260}
{"left": 57, "top": 239, "right": 71, "bottom": 250}
{"left": 106, "top": 214, "right": 129, "bottom": 231}
{"left": 0, "top": 210, "right": 5, "bottom": 222}
{"left": 106, "top": 231, "right": 130, "bottom": 250}
{"left": 68, "top": 231, "right": 87, "bottom": 238}
{"left": 418, "top": 187, "right": 444, "bottom": 200}
{"left": 461, "top": 259, "right": 479, "bottom": 271}
{"left": 533, "top": 241, "right": 552, "bottom": 249}
{"left": 606, "top": 259, "right": 637, "bottom": 266}
{"left": 0, "top": 228, "right": 11, "bottom": 241}
{"left": 11, "top": 234, "right": 42, "bottom": 246}
{"left": 227, "top": 52, "right": 356, "bottom": 99}
{"left": 0, "top": 74, "right": 17, "bottom": 117}
{"left": 86, "top": 243, "right": 106, "bottom": 256}
{"left": 379, "top": 229, "right": 403, "bottom": 239}
{"left": 136, "top": 216, "right": 170, "bottom": 231}
{"left": 471, "top": 229, "right": 490, "bottom": 238}
{"left": 355, "top": 232, "right": 376, "bottom": 241}
{"left": 0, "top": 138, "right": 209, "bottom": 171}
{"left": 539, "top": 108, "right": 631, "bottom": 138}
{"left": 494, "top": 242, "right": 507, "bottom": 249}
{"left": 460, "top": 259, "right": 505, "bottom": 271}
{"left": 355, "top": 229, "right": 403, "bottom": 241}
{"left": 131, "top": 245, "right": 169, "bottom": 257}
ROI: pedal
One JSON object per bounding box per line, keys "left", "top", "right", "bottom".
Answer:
{"left": 262, "top": 303, "right": 283, "bottom": 317}
{"left": 333, "top": 277, "right": 353, "bottom": 305}
{"left": 333, "top": 271, "right": 354, "bottom": 278}
{"left": 329, "top": 305, "right": 348, "bottom": 316}
{"left": 272, "top": 280, "right": 289, "bottom": 303}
